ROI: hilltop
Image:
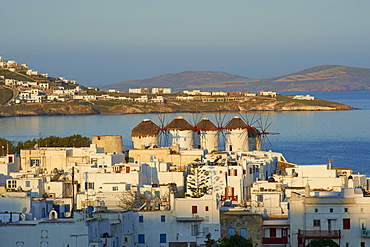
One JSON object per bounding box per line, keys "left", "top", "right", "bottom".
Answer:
{"left": 100, "top": 65, "right": 370, "bottom": 92}
{"left": 100, "top": 71, "right": 255, "bottom": 92}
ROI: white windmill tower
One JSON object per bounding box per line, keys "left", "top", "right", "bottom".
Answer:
{"left": 224, "top": 116, "right": 247, "bottom": 152}
{"left": 224, "top": 116, "right": 263, "bottom": 152}
{"left": 197, "top": 117, "right": 219, "bottom": 153}
{"left": 131, "top": 119, "right": 159, "bottom": 149}
{"left": 166, "top": 116, "right": 194, "bottom": 150}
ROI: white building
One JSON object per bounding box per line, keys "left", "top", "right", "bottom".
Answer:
{"left": 134, "top": 95, "right": 148, "bottom": 102}
{"left": 122, "top": 197, "right": 220, "bottom": 247}
{"left": 293, "top": 94, "right": 315, "bottom": 100}
{"left": 260, "top": 91, "right": 277, "bottom": 97}
{"left": 290, "top": 187, "right": 370, "bottom": 247}
{"left": 152, "top": 88, "right": 172, "bottom": 94}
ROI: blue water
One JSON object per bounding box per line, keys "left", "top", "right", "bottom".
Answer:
{"left": 0, "top": 91, "right": 369, "bottom": 174}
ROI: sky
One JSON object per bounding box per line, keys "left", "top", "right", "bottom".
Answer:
{"left": 1, "top": 0, "right": 370, "bottom": 86}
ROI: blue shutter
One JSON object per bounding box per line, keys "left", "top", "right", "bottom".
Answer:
{"left": 160, "top": 234, "right": 166, "bottom": 243}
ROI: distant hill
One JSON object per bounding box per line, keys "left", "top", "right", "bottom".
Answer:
{"left": 99, "top": 71, "right": 255, "bottom": 92}
{"left": 99, "top": 65, "right": 370, "bottom": 92}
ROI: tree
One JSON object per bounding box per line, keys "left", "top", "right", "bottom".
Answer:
{"left": 186, "top": 163, "right": 211, "bottom": 198}
{"left": 117, "top": 190, "right": 147, "bottom": 211}
{"left": 204, "top": 233, "right": 218, "bottom": 247}
{"left": 306, "top": 238, "right": 339, "bottom": 247}
{"left": 219, "top": 235, "right": 253, "bottom": 247}
{"left": 0, "top": 138, "right": 15, "bottom": 155}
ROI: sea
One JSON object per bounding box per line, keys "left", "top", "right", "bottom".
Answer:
{"left": 0, "top": 91, "right": 369, "bottom": 175}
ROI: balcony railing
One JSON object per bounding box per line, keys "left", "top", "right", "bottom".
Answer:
{"left": 263, "top": 236, "right": 288, "bottom": 244}
{"left": 362, "top": 229, "right": 370, "bottom": 238}
{"left": 298, "top": 229, "right": 341, "bottom": 239}
{"left": 221, "top": 195, "right": 238, "bottom": 201}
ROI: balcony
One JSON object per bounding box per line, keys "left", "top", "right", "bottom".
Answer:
{"left": 263, "top": 236, "right": 288, "bottom": 244}
{"left": 298, "top": 229, "right": 341, "bottom": 239}
{"left": 298, "top": 230, "right": 341, "bottom": 247}
{"left": 362, "top": 229, "right": 370, "bottom": 238}
{"left": 221, "top": 195, "right": 238, "bottom": 201}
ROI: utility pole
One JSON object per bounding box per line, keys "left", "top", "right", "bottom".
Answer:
{"left": 71, "top": 166, "right": 75, "bottom": 217}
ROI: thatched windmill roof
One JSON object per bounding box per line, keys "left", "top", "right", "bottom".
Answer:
{"left": 166, "top": 116, "right": 193, "bottom": 131}
{"left": 197, "top": 117, "right": 217, "bottom": 131}
{"left": 247, "top": 127, "right": 261, "bottom": 138}
{"left": 132, "top": 119, "right": 159, "bottom": 137}
{"left": 224, "top": 116, "right": 247, "bottom": 130}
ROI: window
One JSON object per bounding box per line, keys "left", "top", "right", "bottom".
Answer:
{"left": 361, "top": 242, "right": 365, "bottom": 247}
{"left": 41, "top": 230, "right": 48, "bottom": 238}
{"left": 138, "top": 234, "right": 145, "bottom": 243}
{"left": 30, "top": 159, "right": 40, "bottom": 167}
{"left": 234, "top": 169, "right": 238, "bottom": 176}
{"left": 25, "top": 181, "right": 31, "bottom": 187}
{"left": 240, "top": 228, "right": 247, "bottom": 239}
{"left": 313, "top": 220, "right": 321, "bottom": 227}
{"left": 7, "top": 180, "right": 17, "bottom": 189}
{"left": 257, "top": 195, "right": 263, "bottom": 202}
{"left": 314, "top": 208, "right": 318, "bottom": 213}
{"left": 155, "top": 191, "right": 160, "bottom": 198}
{"left": 330, "top": 208, "right": 334, "bottom": 213}
{"left": 192, "top": 206, "right": 198, "bottom": 214}
{"left": 228, "top": 228, "right": 235, "bottom": 238}
{"left": 85, "top": 182, "right": 94, "bottom": 190}
{"left": 343, "top": 218, "right": 350, "bottom": 229}
{"left": 139, "top": 215, "right": 143, "bottom": 222}
{"left": 160, "top": 234, "right": 166, "bottom": 243}
{"left": 344, "top": 208, "right": 348, "bottom": 212}
{"left": 270, "top": 228, "right": 276, "bottom": 238}
{"left": 112, "top": 186, "right": 118, "bottom": 191}
{"left": 192, "top": 225, "right": 199, "bottom": 236}
{"left": 161, "top": 215, "right": 165, "bottom": 222}
{"left": 205, "top": 206, "right": 209, "bottom": 211}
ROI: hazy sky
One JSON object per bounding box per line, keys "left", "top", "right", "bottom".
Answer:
{"left": 1, "top": 0, "right": 370, "bottom": 86}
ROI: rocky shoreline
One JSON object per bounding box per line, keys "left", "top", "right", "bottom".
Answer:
{"left": 0, "top": 96, "right": 356, "bottom": 118}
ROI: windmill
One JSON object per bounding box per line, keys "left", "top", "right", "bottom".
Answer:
{"left": 131, "top": 119, "right": 159, "bottom": 149}
{"left": 196, "top": 117, "right": 218, "bottom": 152}
{"left": 188, "top": 111, "right": 204, "bottom": 149}
{"left": 214, "top": 110, "right": 229, "bottom": 151}
{"left": 166, "top": 116, "right": 194, "bottom": 150}
{"left": 238, "top": 111, "right": 262, "bottom": 151}
{"left": 156, "top": 112, "right": 170, "bottom": 147}
{"left": 223, "top": 116, "right": 250, "bottom": 152}
{"left": 256, "top": 113, "right": 280, "bottom": 150}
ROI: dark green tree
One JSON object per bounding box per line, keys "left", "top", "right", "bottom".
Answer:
{"left": 306, "top": 238, "right": 339, "bottom": 247}
{"left": 219, "top": 235, "right": 253, "bottom": 247}
{"left": 204, "top": 233, "right": 217, "bottom": 247}
{"left": 0, "top": 138, "right": 15, "bottom": 154}
{"left": 186, "top": 163, "right": 211, "bottom": 198}
{"left": 1, "top": 135, "right": 91, "bottom": 154}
